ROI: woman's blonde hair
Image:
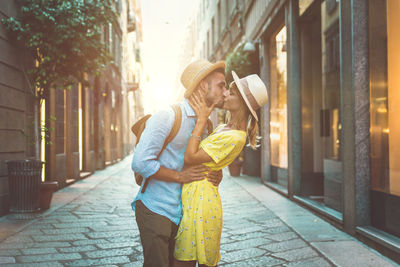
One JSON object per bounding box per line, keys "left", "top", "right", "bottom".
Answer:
{"left": 227, "top": 83, "right": 259, "bottom": 149}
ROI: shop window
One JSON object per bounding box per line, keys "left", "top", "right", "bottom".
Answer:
{"left": 269, "top": 25, "right": 288, "bottom": 189}
{"left": 369, "top": 0, "right": 400, "bottom": 238}
{"left": 299, "top": 0, "right": 342, "bottom": 214}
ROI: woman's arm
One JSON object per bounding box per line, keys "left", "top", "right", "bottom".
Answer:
{"left": 185, "top": 90, "right": 214, "bottom": 164}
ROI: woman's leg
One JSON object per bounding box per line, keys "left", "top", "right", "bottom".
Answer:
{"left": 173, "top": 259, "right": 196, "bottom": 267}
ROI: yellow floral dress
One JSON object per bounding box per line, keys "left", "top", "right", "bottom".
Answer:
{"left": 174, "top": 125, "right": 246, "bottom": 266}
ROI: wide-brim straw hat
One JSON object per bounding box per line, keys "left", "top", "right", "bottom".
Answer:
{"left": 182, "top": 59, "right": 225, "bottom": 98}
{"left": 232, "top": 71, "right": 268, "bottom": 121}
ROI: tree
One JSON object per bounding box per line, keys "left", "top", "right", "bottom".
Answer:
{"left": 2, "top": 0, "right": 117, "bottom": 159}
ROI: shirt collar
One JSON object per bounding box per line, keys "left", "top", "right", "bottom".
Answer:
{"left": 183, "top": 99, "right": 196, "bottom": 117}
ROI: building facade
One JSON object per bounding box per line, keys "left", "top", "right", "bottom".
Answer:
{"left": 0, "top": 0, "right": 143, "bottom": 216}
{"left": 195, "top": 0, "right": 400, "bottom": 262}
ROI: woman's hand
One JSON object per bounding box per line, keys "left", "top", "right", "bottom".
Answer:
{"left": 189, "top": 90, "right": 215, "bottom": 121}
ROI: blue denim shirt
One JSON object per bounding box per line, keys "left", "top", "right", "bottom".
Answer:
{"left": 131, "top": 100, "right": 206, "bottom": 225}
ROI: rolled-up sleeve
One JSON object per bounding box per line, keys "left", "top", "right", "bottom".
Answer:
{"left": 131, "top": 108, "right": 174, "bottom": 179}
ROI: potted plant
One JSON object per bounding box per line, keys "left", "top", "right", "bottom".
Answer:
{"left": 40, "top": 181, "right": 59, "bottom": 210}
{"left": 2, "top": 0, "right": 117, "bottom": 212}
{"left": 228, "top": 155, "right": 244, "bottom": 177}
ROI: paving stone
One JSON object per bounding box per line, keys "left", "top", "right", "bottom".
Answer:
{"left": 220, "top": 237, "right": 274, "bottom": 252}
{"left": 0, "top": 249, "right": 21, "bottom": 256}
{"left": 89, "top": 224, "right": 135, "bottom": 232}
{"left": 52, "top": 221, "right": 108, "bottom": 229}
{"left": 267, "top": 231, "right": 299, "bottom": 242}
{"left": 312, "top": 240, "right": 397, "bottom": 267}
{"left": 2, "top": 263, "right": 63, "bottom": 267}
{"left": 21, "top": 247, "right": 57, "bottom": 255}
{"left": 221, "top": 247, "right": 266, "bottom": 262}
{"left": 106, "top": 235, "right": 139, "bottom": 243}
{"left": 86, "top": 230, "right": 135, "bottom": 239}
{"left": 33, "top": 242, "right": 71, "bottom": 248}
{"left": 16, "top": 230, "right": 42, "bottom": 236}
{"left": 226, "top": 225, "right": 265, "bottom": 236}
{"left": 75, "top": 214, "right": 120, "bottom": 220}
{"left": 25, "top": 223, "right": 56, "bottom": 230}
{"left": 107, "top": 219, "right": 137, "bottom": 226}
{"left": 134, "top": 245, "right": 143, "bottom": 253}
{"left": 129, "top": 253, "right": 144, "bottom": 262}
{"left": 222, "top": 218, "right": 252, "bottom": 230}
{"left": 0, "top": 256, "right": 15, "bottom": 264}
{"left": 247, "top": 212, "right": 277, "bottom": 222}
{"left": 284, "top": 256, "right": 333, "bottom": 267}
{"left": 0, "top": 242, "right": 31, "bottom": 249}
{"left": 58, "top": 245, "right": 97, "bottom": 253}
{"left": 65, "top": 255, "right": 130, "bottom": 266}
{"left": 72, "top": 239, "right": 109, "bottom": 246}
{"left": 47, "top": 216, "right": 80, "bottom": 223}
{"left": 0, "top": 241, "right": 71, "bottom": 250}
{"left": 272, "top": 246, "right": 319, "bottom": 262}
{"left": 3, "top": 235, "right": 34, "bottom": 244}
{"left": 16, "top": 252, "right": 82, "bottom": 263}
{"left": 123, "top": 261, "right": 143, "bottom": 267}
{"left": 260, "top": 239, "right": 308, "bottom": 253}
{"left": 32, "top": 233, "right": 86, "bottom": 242}
{"left": 97, "top": 241, "right": 139, "bottom": 249}
{"left": 220, "top": 255, "right": 285, "bottom": 266}
{"left": 230, "top": 230, "right": 270, "bottom": 241}
{"left": 261, "top": 218, "right": 288, "bottom": 228}
{"left": 41, "top": 227, "right": 90, "bottom": 235}
{"left": 84, "top": 247, "right": 134, "bottom": 258}
{"left": 263, "top": 225, "right": 292, "bottom": 235}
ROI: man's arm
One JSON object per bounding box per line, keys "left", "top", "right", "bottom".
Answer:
{"left": 131, "top": 107, "right": 207, "bottom": 184}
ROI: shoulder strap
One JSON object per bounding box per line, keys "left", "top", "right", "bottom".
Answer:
{"left": 165, "top": 104, "right": 182, "bottom": 147}
{"left": 141, "top": 104, "right": 182, "bottom": 193}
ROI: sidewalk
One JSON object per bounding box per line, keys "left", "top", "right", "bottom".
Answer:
{"left": 0, "top": 155, "right": 398, "bottom": 266}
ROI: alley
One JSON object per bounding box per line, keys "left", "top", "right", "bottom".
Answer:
{"left": 0, "top": 156, "right": 397, "bottom": 266}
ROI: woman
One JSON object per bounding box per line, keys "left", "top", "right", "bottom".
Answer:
{"left": 174, "top": 71, "right": 268, "bottom": 267}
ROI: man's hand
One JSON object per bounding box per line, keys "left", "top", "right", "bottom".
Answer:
{"left": 207, "top": 170, "right": 223, "bottom": 186}
{"left": 178, "top": 165, "right": 209, "bottom": 183}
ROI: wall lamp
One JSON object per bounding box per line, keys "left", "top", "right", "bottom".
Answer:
{"left": 243, "top": 40, "right": 261, "bottom": 53}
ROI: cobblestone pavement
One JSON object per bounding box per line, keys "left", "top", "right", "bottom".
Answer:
{"left": 0, "top": 156, "right": 397, "bottom": 266}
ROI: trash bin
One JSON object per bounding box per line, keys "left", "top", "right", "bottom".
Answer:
{"left": 7, "top": 160, "right": 43, "bottom": 213}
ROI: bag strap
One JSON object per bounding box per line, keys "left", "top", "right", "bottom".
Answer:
{"left": 141, "top": 104, "right": 182, "bottom": 193}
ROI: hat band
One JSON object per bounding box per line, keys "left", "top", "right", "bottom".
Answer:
{"left": 241, "top": 79, "right": 260, "bottom": 111}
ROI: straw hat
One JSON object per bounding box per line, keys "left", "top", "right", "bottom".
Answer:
{"left": 181, "top": 59, "right": 225, "bottom": 98}
{"left": 232, "top": 71, "right": 268, "bottom": 121}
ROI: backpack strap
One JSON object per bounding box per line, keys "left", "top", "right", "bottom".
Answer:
{"left": 141, "top": 104, "right": 182, "bottom": 193}
{"left": 166, "top": 104, "right": 182, "bottom": 145}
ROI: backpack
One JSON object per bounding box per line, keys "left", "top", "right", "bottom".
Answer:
{"left": 131, "top": 104, "right": 213, "bottom": 193}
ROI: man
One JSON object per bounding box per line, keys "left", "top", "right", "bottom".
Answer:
{"left": 131, "top": 59, "right": 228, "bottom": 267}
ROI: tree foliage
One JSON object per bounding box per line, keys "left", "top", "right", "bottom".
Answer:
{"left": 225, "top": 43, "right": 258, "bottom": 85}
{"left": 2, "top": 0, "right": 117, "bottom": 98}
